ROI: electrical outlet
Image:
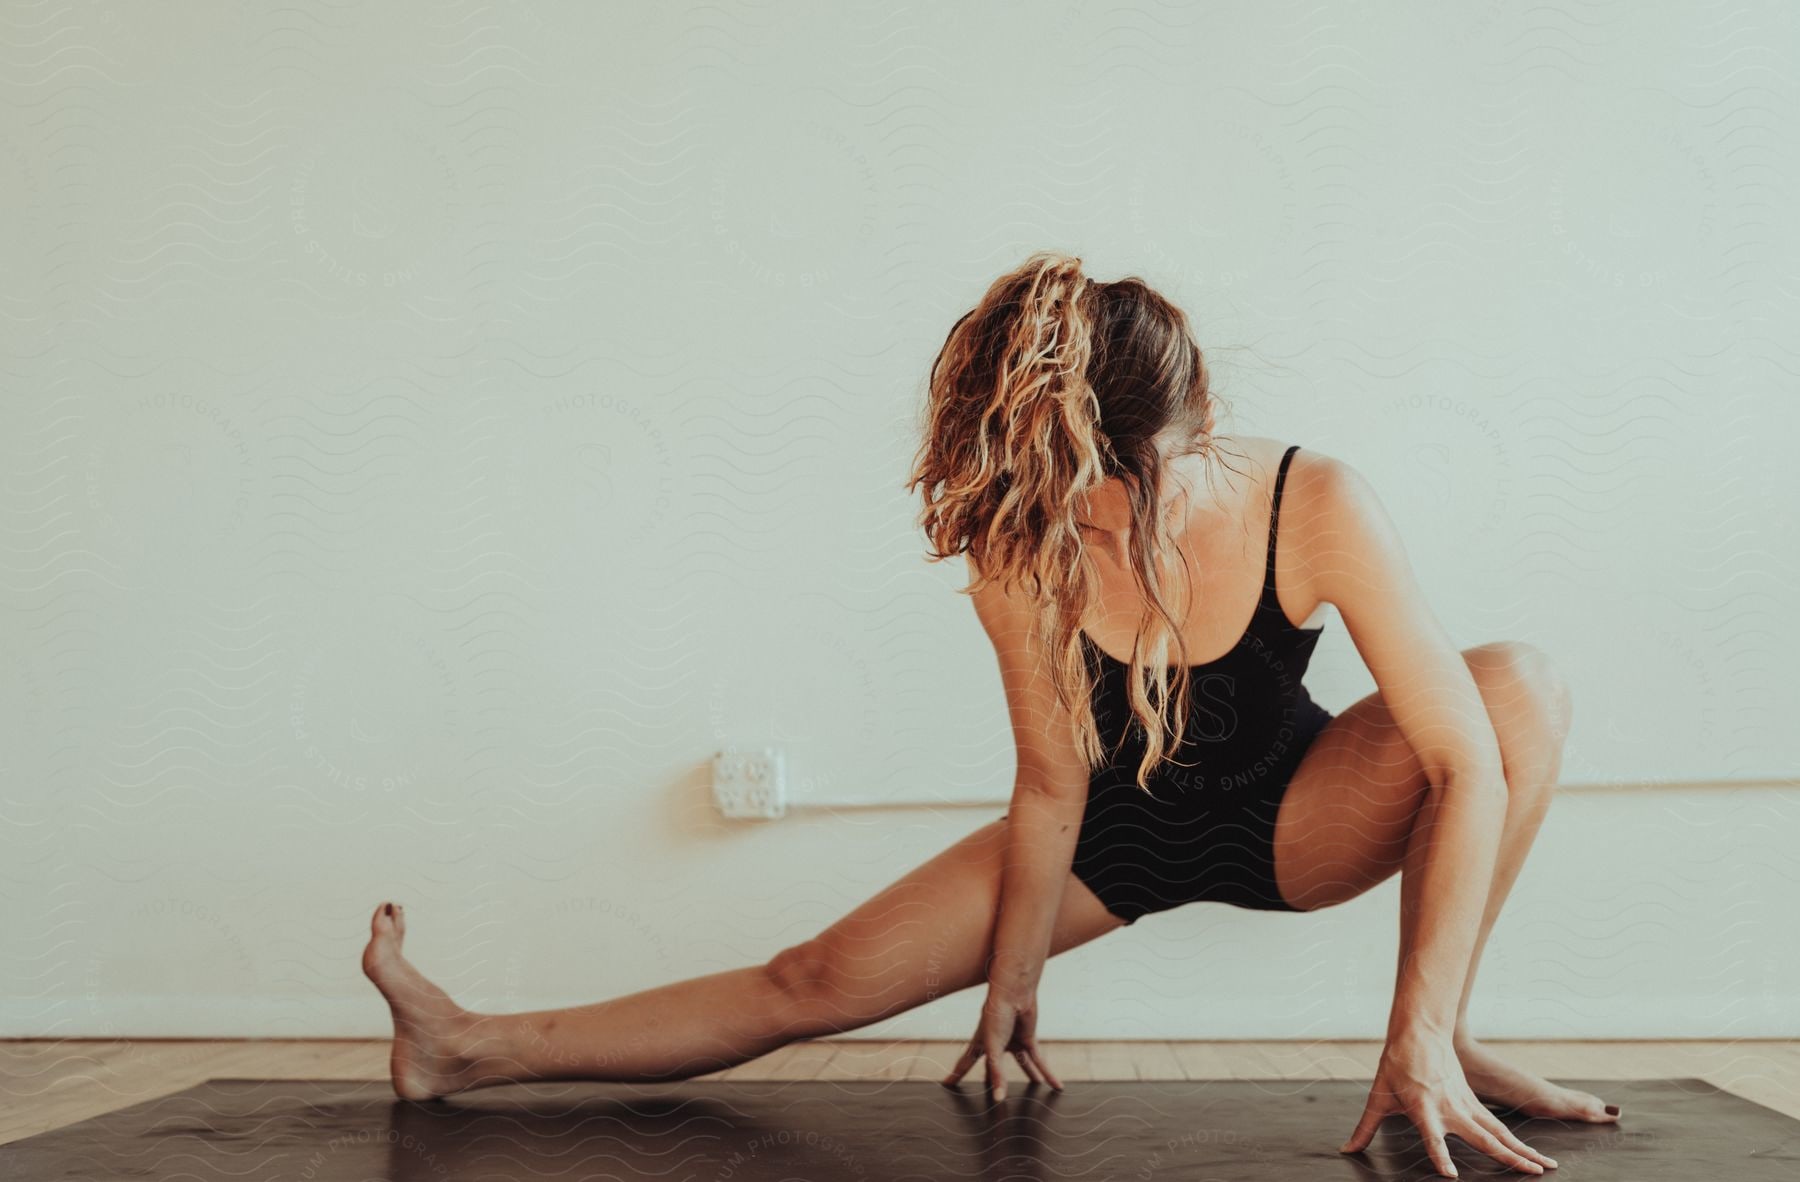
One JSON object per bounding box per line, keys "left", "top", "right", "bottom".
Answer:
{"left": 711, "top": 747, "right": 786, "bottom": 820}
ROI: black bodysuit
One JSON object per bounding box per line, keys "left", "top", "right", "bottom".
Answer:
{"left": 1064, "top": 443, "right": 1332, "bottom": 922}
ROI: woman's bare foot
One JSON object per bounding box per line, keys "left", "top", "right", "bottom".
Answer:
{"left": 1457, "top": 1037, "right": 1622, "bottom": 1123}
{"left": 361, "top": 902, "right": 483, "bottom": 1101}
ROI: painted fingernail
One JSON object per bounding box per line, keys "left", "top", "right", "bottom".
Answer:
{"left": 1604, "top": 1104, "right": 1620, "bottom": 1117}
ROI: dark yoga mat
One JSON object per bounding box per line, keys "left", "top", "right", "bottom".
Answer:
{"left": 3, "top": 1077, "right": 1796, "bottom": 1180}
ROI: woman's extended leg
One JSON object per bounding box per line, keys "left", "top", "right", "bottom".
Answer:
{"left": 1272, "top": 640, "right": 1616, "bottom": 1122}
{"left": 363, "top": 814, "right": 1127, "bottom": 1099}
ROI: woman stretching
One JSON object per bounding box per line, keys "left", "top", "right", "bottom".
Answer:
{"left": 363, "top": 251, "right": 1619, "bottom": 1178}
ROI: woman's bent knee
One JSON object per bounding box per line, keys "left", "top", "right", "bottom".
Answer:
{"left": 1468, "top": 640, "right": 1572, "bottom": 746}
{"left": 758, "top": 941, "right": 847, "bottom": 1038}
{"left": 765, "top": 940, "right": 837, "bottom": 1009}
{"left": 1467, "top": 641, "right": 1569, "bottom": 810}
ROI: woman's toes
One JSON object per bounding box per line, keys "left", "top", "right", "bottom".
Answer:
{"left": 1566, "top": 1089, "right": 1616, "bottom": 1123}
{"left": 370, "top": 901, "right": 406, "bottom": 942}
{"left": 364, "top": 904, "right": 408, "bottom": 982}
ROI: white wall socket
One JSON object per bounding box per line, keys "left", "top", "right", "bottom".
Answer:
{"left": 711, "top": 747, "right": 786, "bottom": 820}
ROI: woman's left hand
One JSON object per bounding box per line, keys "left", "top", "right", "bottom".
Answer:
{"left": 1340, "top": 1030, "right": 1558, "bottom": 1178}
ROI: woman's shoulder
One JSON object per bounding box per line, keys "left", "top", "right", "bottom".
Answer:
{"left": 1265, "top": 443, "right": 1415, "bottom": 617}
{"left": 1279, "top": 443, "right": 1375, "bottom": 524}
{"left": 965, "top": 554, "right": 1040, "bottom": 639}
{"left": 1207, "top": 436, "right": 1364, "bottom": 519}
{"left": 1219, "top": 437, "right": 1361, "bottom": 513}
{"left": 1233, "top": 440, "right": 1387, "bottom": 617}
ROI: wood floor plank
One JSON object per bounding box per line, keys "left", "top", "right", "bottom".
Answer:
{"left": 1219, "top": 1042, "right": 1280, "bottom": 1079}
{"left": 1309, "top": 1041, "right": 1381, "bottom": 1080}
{"left": 735, "top": 1040, "right": 836, "bottom": 1080}
{"left": 905, "top": 1040, "right": 966, "bottom": 1081}
{"left": 1045, "top": 1040, "right": 1092, "bottom": 1081}
{"left": 1699, "top": 1070, "right": 1800, "bottom": 1121}
{"left": 1251, "top": 1040, "right": 1331, "bottom": 1078}
{"left": 1081, "top": 1040, "right": 1139, "bottom": 1080}
{"left": 0, "top": 1040, "right": 114, "bottom": 1095}
{"left": 1697, "top": 1041, "right": 1800, "bottom": 1120}
{"left": 789, "top": 1040, "right": 843, "bottom": 1081}
{"left": 1168, "top": 1041, "right": 1236, "bottom": 1080}
{"left": 704, "top": 1043, "right": 789, "bottom": 1081}
{"left": 818, "top": 1039, "right": 912, "bottom": 1080}
{"left": 307, "top": 1041, "right": 387, "bottom": 1080}
{"left": 1132, "top": 1041, "right": 1184, "bottom": 1080}
{"left": 725, "top": 1042, "right": 800, "bottom": 1080}
{"left": 0, "top": 1043, "right": 116, "bottom": 1145}
{"left": 861, "top": 1041, "right": 930, "bottom": 1081}
{"left": 0, "top": 1041, "right": 215, "bottom": 1145}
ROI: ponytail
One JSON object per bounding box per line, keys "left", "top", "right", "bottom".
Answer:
{"left": 909, "top": 251, "right": 1201, "bottom": 790}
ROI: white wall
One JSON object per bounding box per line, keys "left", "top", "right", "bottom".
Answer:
{"left": 2, "top": 2, "right": 1796, "bottom": 1041}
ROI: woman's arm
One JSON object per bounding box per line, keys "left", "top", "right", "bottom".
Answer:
{"left": 1310, "top": 456, "right": 1508, "bottom": 1039}
{"left": 941, "top": 569, "right": 1092, "bottom": 1099}
{"left": 975, "top": 574, "right": 1093, "bottom": 998}
{"left": 1302, "top": 455, "right": 1546, "bottom": 1177}
{"left": 988, "top": 786, "right": 1086, "bottom": 997}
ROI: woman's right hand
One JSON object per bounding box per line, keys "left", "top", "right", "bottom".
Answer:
{"left": 940, "top": 984, "right": 1064, "bottom": 1101}
{"left": 1342, "top": 1030, "right": 1557, "bottom": 1177}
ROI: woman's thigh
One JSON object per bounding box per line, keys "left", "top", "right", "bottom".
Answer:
{"left": 1270, "top": 683, "right": 1433, "bottom": 913}
{"left": 1272, "top": 640, "right": 1561, "bottom": 912}
{"left": 1271, "top": 640, "right": 1569, "bottom": 914}
{"left": 779, "top": 814, "right": 1127, "bottom": 1028}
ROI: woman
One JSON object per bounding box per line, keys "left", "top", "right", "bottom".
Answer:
{"left": 362, "top": 252, "right": 1618, "bottom": 1179}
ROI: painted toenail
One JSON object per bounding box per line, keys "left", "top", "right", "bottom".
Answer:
{"left": 1604, "top": 1104, "right": 1619, "bottom": 1116}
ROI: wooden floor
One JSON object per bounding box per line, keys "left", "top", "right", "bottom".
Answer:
{"left": 3, "top": 1038, "right": 1797, "bottom": 1146}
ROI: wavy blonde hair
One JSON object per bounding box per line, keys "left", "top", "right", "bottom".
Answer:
{"left": 907, "top": 251, "right": 1220, "bottom": 791}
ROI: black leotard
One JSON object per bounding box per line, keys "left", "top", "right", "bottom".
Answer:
{"left": 1066, "top": 443, "right": 1332, "bottom": 921}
